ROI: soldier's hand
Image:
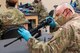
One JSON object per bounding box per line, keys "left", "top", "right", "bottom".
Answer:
{"left": 46, "top": 16, "right": 56, "bottom": 28}
{"left": 70, "top": 0, "right": 77, "bottom": 8}
{"left": 18, "top": 27, "right": 32, "bottom": 41}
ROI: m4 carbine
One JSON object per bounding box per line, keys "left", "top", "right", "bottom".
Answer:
{"left": 4, "top": 10, "right": 55, "bottom": 47}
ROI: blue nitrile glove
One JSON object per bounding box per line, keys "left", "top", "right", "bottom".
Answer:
{"left": 18, "top": 27, "right": 32, "bottom": 41}
{"left": 73, "top": 2, "right": 77, "bottom": 7}
{"left": 70, "top": 0, "right": 77, "bottom": 8}
{"left": 46, "top": 16, "right": 56, "bottom": 28}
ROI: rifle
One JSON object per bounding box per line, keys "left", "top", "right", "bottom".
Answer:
{"left": 4, "top": 10, "right": 54, "bottom": 47}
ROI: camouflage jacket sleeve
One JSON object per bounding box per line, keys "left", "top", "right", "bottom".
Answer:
{"left": 31, "top": 2, "right": 40, "bottom": 13}
{"left": 0, "top": 8, "right": 28, "bottom": 25}
{"left": 31, "top": 2, "right": 48, "bottom": 17}
{"left": 76, "top": 0, "right": 79, "bottom": 6}
{"left": 27, "top": 25, "right": 74, "bottom": 53}
{"left": 38, "top": 3, "right": 48, "bottom": 18}
{"left": 76, "top": 0, "right": 80, "bottom": 8}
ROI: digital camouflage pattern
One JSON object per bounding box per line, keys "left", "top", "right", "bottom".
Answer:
{"left": 76, "top": 0, "right": 80, "bottom": 9}
{"left": 32, "top": 1, "right": 48, "bottom": 22}
{"left": 0, "top": 7, "right": 4, "bottom": 14}
{"left": 27, "top": 13, "right": 80, "bottom": 53}
{"left": 0, "top": 7, "right": 28, "bottom": 39}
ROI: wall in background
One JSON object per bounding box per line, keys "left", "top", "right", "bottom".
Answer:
{"left": 19, "top": 0, "right": 70, "bottom": 12}
{"left": 0, "top": 0, "right": 6, "bottom": 10}
{"left": 0, "top": 0, "right": 70, "bottom": 12}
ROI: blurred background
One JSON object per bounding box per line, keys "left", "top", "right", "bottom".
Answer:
{"left": 0, "top": 0, "right": 70, "bottom": 12}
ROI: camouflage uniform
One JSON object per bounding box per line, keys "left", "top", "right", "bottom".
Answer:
{"left": 0, "top": 7, "right": 4, "bottom": 14}
{"left": 27, "top": 13, "right": 80, "bottom": 53}
{"left": 76, "top": 0, "right": 80, "bottom": 10}
{"left": 32, "top": 1, "right": 48, "bottom": 22}
{"left": 0, "top": 7, "right": 28, "bottom": 39}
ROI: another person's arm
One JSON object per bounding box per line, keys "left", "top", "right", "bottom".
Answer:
{"left": 39, "top": 4, "right": 48, "bottom": 18}
{"left": 18, "top": 25, "right": 74, "bottom": 53}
